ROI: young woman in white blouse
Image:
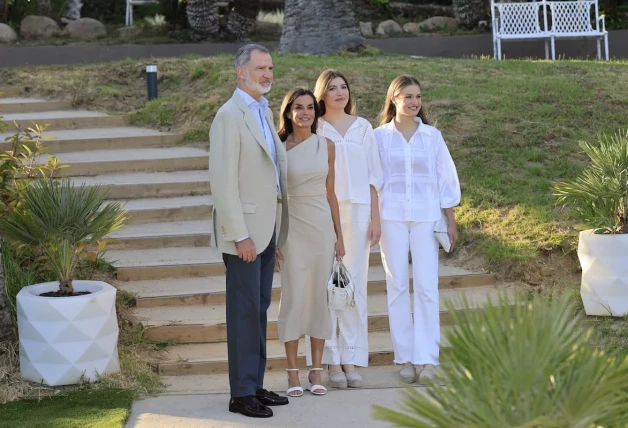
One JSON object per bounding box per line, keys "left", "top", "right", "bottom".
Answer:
{"left": 305, "top": 69, "right": 383, "bottom": 388}
{"left": 374, "top": 75, "right": 461, "bottom": 384}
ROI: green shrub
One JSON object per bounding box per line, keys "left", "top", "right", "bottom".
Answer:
{"left": 554, "top": 130, "right": 628, "bottom": 234}
{"left": 373, "top": 293, "right": 628, "bottom": 427}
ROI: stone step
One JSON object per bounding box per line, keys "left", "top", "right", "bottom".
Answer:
{"left": 43, "top": 147, "right": 208, "bottom": 176}
{"left": 0, "top": 88, "right": 21, "bottom": 97}
{"left": 1, "top": 110, "right": 126, "bottom": 130}
{"left": 118, "top": 261, "right": 494, "bottom": 308}
{"left": 110, "top": 244, "right": 493, "bottom": 284}
{"left": 137, "top": 284, "right": 503, "bottom": 345}
{"left": 0, "top": 98, "right": 73, "bottom": 114}
{"left": 105, "top": 195, "right": 213, "bottom": 226}
{"left": 161, "top": 364, "right": 443, "bottom": 393}
{"left": 71, "top": 170, "right": 210, "bottom": 200}
{"left": 158, "top": 330, "right": 454, "bottom": 376}
{"left": 0, "top": 127, "right": 184, "bottom": 153}
{"left": 105, "top": 220, "right": 212, "bottom": 250}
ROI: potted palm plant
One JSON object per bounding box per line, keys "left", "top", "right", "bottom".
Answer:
{"left": 0, "top": 178, "right": 127, "bottom": 386}
{"left": 554, "top": 130, "right": 628, "bottom": 317}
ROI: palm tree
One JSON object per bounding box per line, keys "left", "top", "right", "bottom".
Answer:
{"left": 0, "top": 179, "right": 126, "bottom": 295}
{"left": 186, "top": 0, "right": 221, "bottom": 37}
{"left": 227, "top": 0, "right": 260, "bottom": 40}
{"left": 280, "top": 0, "right": 365, "bottom": 55}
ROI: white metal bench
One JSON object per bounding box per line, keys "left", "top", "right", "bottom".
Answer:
{"left": 491, "top": 0, "right": 609, "bottom": 61}
{"left": 125, "top": 0, "right": 159, "bottom": 26}
{"left": 548, "top": 0, "right": 609, "bottom": 60}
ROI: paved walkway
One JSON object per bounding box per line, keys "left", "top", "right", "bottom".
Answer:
{"left": 1, "top": 31, "right": 627, "bottom": 68}
{"left": 125, "top": 387, "right": 419, "bottom": 428}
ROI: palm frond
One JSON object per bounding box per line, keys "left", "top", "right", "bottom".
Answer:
{"left": 373, "top": 292, "right": 628, "bottom": 427}
{"left": 554, "top": 130, "right": 628, "bottom": 234}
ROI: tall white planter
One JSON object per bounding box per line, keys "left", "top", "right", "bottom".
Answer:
{"left": 16, "top": 280, "right": 120, "bottom": 386}
{"left": 578, "top": 229, "right": 628, "bottom": 317}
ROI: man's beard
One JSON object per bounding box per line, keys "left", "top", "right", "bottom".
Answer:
{"left": 244, "top": 69, "right": 272, "bottom": 94}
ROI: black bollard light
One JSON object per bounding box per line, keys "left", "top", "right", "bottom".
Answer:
{"left": 146, "top": 64, "right": 158, "bottom": 100}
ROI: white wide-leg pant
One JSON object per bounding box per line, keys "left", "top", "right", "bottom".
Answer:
{"left": 306, "top": 202, "right": 371, "bottom": 367}
{"left": 379, "top": 219, "right": 440, "bottom": 365}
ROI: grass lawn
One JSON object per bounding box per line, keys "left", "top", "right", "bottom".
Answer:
{"left": 1, "top": 50, "right": 627, "bottom": 279}
{"left": 0, "top": 389, "right": 136, "bottom": 428}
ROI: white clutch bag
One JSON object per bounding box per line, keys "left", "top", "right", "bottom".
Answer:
{"left": 434, "top": 212, "right": 451, "bottom": 253}
{"left": 327, "top": 260, "right": 355, "bottom": 312}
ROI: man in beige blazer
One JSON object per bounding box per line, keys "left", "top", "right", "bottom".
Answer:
{"left": 208, "top": 44, "right": 289, "bottom": 419}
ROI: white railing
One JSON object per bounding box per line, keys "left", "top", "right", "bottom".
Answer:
{"left": 491, "top": 0, "right": 609, "bottom": 60}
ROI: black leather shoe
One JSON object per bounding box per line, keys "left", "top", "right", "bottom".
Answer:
{"left": 256, "top": 388, "right": 289, "bottom": 406}
{"left": 229, "top": 396, "right": 273, "bottom": 418}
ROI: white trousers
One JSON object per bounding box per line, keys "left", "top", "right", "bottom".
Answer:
{"left": 380, "top": 219, "right": 440, "bottom": 365}
{"left": 306, "top": 202, "right": 371, "bottom": 367}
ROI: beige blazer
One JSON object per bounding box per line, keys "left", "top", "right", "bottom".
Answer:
{"left": 208, "top": 90, "right": 289, "bottom": 255}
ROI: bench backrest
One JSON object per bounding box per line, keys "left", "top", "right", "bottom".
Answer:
{"left": 492, "top": 2, "right": 547, "bottom": 35}
{"left": 548, "top": 0, "right": 598, "bottom": 33}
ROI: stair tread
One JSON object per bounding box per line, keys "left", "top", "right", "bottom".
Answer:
{"left": 71, "top": 170, "right": 209, "bottom": 186}
{"left": 109, "top": 220, "right": 213, "bottom": 239}
{"left": 105, "top": 195, "right": 213, "bottom": 211}
{"left": 0, "top": 97, "right": 52, "bottom": 104}
{"left": 161, "top": 330, "right": 442, "bottom": 364}
{"left": 1, "top": 110, "right": 112, "bottom": 120}
{"left": 0, "top": 126, "right": 177, "bottom": 141}
{"left": 106, "top": 243, "right": 465, "bottom": 269}
{"left": 134, "top": 284, "right": 504, "bottom": 327}
{"left": 115, "top": 262, "right": 482, "bottom": 299}
{"left": 45, "top": 147, "right": 208, "bottom": 164}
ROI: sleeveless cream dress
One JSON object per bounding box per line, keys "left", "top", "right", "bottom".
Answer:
{"left": 277, "top": 134, "right": 335, "bottom": 343}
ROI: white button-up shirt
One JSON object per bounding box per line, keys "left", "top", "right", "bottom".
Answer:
{"left": 235, "top": 88, "right": 280, "bottom": 192}
{"left": 318, "top": 117, "right": 383, "bottom": 204}
{"left": 374, "top": 118, "right": 461, "bottom": 222}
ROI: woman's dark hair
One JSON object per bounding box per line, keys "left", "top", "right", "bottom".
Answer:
{"left": 314, "top": 69, "right": 356, "bottom": 116}
{"left": 277, "top": 88, "right": 321, "bottom": 142}
{"left": 378, "top": 75, "right": 430, "bottom": 127}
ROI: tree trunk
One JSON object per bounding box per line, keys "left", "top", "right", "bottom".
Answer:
{"left": 227, "top": 0, "right": 260, "bottom": 40}
{"left": 186, "top": 0, "right": 221, "bottom": 37}
{"left": 59, "top": 278, "right": 73, "bottom": 295}
{"left": 280, "top": 0, "right": 365, "bottom": 55}
{"left": 37, "top": 0, "right": 53, "bottom": 17}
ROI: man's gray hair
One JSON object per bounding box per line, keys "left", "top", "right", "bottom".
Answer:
{"left": 234, "top": 44, "right": 270, "bottom": 70}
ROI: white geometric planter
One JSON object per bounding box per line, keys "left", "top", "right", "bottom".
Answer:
{"left": 578, "top": 229, "right": 628, "bottom": 317}
{"left": 16, "top": 280, "right": 120, "bottom": 386}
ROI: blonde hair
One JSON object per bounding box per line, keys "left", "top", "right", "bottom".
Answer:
{"left": 314, "top": 69, "right": 356, "bottom": 116}
{"left": 378, "top": 75, "right": 429, "bottom": 127}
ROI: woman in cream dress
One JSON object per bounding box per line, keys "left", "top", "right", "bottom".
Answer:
{"left": 276, "top": 88, "right": 345, "bottom": 397}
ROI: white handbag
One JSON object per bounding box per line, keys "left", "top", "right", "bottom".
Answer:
{"left": 327, "top": 260, "right": 355, "bottom": 312}
{"left": 434, "top": 211, "right": 451, "bottom": 253}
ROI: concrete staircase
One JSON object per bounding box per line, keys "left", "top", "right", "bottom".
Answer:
{"left": 0, "top": 89, "right": 506, "bottom": 393}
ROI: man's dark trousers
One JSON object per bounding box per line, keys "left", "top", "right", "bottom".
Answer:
{"left": 223, "top": 233, "right": 276, "bottom": 398}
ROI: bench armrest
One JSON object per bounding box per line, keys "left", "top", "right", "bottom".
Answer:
{"left": 598, "top": 14, "right": 606, "bottom": 32}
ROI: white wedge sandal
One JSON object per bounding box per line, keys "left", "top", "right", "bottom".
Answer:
{"left": 306, "top": 368, "right": 327, "bottom": 396}
{"left": 285, "top": 368, "right": 304, "bottom": 397}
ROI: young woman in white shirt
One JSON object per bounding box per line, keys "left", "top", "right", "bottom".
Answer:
{"left": 374, "top": 75, "right": 461, "bottom": 384}
{"left": 305, "top": 69, "right": 383, "bottom": 388}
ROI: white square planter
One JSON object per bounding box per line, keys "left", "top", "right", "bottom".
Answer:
{"left": 578, "top": 229, "right": 628, "bottom": 317}
{"left": 16, "top": 280, "right": 120, "bottom": 386}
